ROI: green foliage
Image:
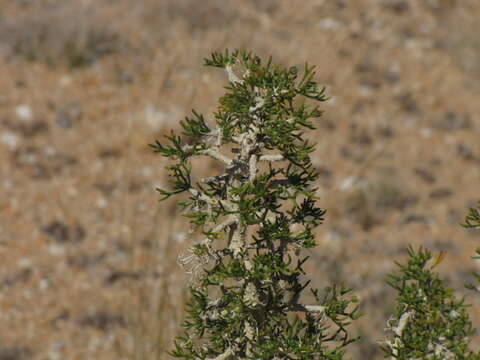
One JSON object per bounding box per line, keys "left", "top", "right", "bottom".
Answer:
{"left": 153, "top": 50, "right": 360, "bottom": 359}
{"left": 463, "top": 202, "right": 480, "bottom": 229}
{"left": 462, "top": 202, "right": 480, "bottom": 294}
{"left": 383, "top": 246, "right": 478, "bottom": 359}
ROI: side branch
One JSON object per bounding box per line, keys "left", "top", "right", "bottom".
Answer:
{"left": 211, "top": 216, "right": 237, "bottom": 233}
{"left": 384, "top": 310, "right": 413, "bottom": 359}
{"left": 287, "top": 303, "right": 326, "bottom": 313}
{"left": 225, "top": 64, "right": 242, "bottom": 84}
{"left": 207, "top": 347, "right": 233, "bottom": 360}
{"left": 188, "top": 188, "right": 235, "bottom": 211}
{"left": 199, "top": 148, "right": 232, "bottom": 165}
{"left": 259, "top": 154, "right": 284, "bottom": 162}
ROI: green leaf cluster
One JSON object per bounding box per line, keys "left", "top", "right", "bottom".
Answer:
{"left": 462, "top": 202, "right": 480, "bottom": 295}
{"left": 383, "top": 246, "right": 479, "bottom": 359}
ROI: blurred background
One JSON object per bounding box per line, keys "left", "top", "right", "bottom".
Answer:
{"left": 1, "top": 0, "right": 480, "bottom": 359}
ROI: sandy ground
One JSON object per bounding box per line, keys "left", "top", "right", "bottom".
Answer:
{"left": 1, "top": 1, "right": 480, "bottom": 359}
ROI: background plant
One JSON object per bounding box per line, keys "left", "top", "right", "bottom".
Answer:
{"left": 379, "top": 202, "right": 480, "bottom": 359}
{"left": 463, "top": 203, "right": 480, "bottom": 294}
{"left": 382, "top": 246, "right": 478, "bottom": 359}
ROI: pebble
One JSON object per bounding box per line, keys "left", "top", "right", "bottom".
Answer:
{"left": 318, "top": 18, "right": 342, "bottom": 30}
{"left": 1, "top": 132, "right": 19, "bottom": 150}
{"left": 18, "top": 258, "right": 32, "bottom": 268}
{"left": 339, "top": 176, "right": 360, "bottom": 191}
{"left": 96, "top": 197, "right": 108, "bottom": 209}
{"left": 15, "top": 105, "right": 33, "bottom": 121}
{"left": 49, "top": 244, "right": 66, "bottom": 256}
{"left": 420, "top": 128, "right": 432, "bottom": 138}
{"left": 143, "top": 104, "right": 182, "bottom": 132}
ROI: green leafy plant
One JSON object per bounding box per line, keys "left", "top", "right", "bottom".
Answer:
{"left": 463, "top": 202, "right": 480, "bottom": 293}
{"left": 151, "top": 50, "right": 361, "bottom": 359}
{"left": 382, "top": 246, "right": 478, "bottom": 359}
{"left": 379, "top": 203, "right": 480, "bottom": 360}
{"left": 151, "top": 50, "right": 480, "bottom": 359}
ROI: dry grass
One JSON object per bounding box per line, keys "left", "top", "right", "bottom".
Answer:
{"left": 0, "top": 2, "right": 126, "bottom": 68}
{"left": 1, "top": 1, "right": 480, "bottom": 359}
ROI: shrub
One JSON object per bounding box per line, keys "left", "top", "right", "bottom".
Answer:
{"left": 152, "top": 50, "right": 480, "bottom": 359}
{"left": 382, "top": 246, "right": 478, "bottom": 359}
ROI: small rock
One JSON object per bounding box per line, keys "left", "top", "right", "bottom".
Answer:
{"left": 350, "top": 124, "right": 373, "bottom": 145}
{"left": 56, "top": 111, "right": 74, "bottom": 129}
{"left": 376, "top": 125, "right": 394, "bottom": 138}
{"left": 457, "top": 143, "right": 477, "bottom": 161}
{"left": 39, "top": 278, "right": 50, "bottom": 290}
{"left": 143, "top": 104, "right": 182, "bottom": 132}
{"left": 55, "top": 104, "right": 81, "bottom": 129}
{"left": 128, "top": 182, "right": 145, "bottom": 193}
{"left": 425, "top": 238, "right": 456, "bottom": 251}
{"left": 339, "top": 146, "right": 352, "bottom": 159}
{"left": 94, "top": 182, "right": 116, "bottom": 196}
{"left": 339, "top": 176, "right": 360, "bottom": 191}
{"left": 429, "top": 188, "right": 453, "bottom": 199}
{"left": 172, "top": 231, "right": 186, "bottom": 244}
{"left": 430, "top": 158, "right": 443, "bottom": 166}
{"left": 319, "top": 118, "right": 336, "bottom": 131}
{"left": 98, "top": 148, "right": 122, "bottom": 158}
{"left": 3, "top": 117, "right": 49, "bottom": 137}
{"left": 395, "top": 92, "right": 420, "bottom": 114}
{"left": 384, "top": 63, "right": 401, "bottom": 84}
{"left": 42, "top": 221, "right": 85, "bottom": 243}
{"left": 385, "top": 0, "right": 410, "bottom": 13}
{"left": 48, "top": 244, "right": 65, "bottom": 256}
{"left": 18, "top": 258, "right": 32, "bottom": 268}
{"left": 24, "top": 121, "right": 48, "bottom": 137}
{"left": 96, "top": 197, "right": 108, "bottom": 208}
{"left": 78, "top": 311, "right": 125, "bottom": 331}
{"left": 12, "top": 146, "right": 77, "bottom": 179}
{"left": 0, "top": 268, "right": 32, "bottom": 289}
{"left": 402, "top": 214, "right": 429, "bottom": 225}
{"left": 59, "top": 75, "right": 72, "bottom": 88}
{"left": 434, "top": 111, "right": 471, "bottom": 131}
{"left": 15, "top": 105, "right": 33, "bottom": 121}
{"left": 67, "top": 253, "right": 106, "bottom": 269}
{"left": 51, "top": 310, "right": 70, "bottom": 328}
{"left": 2, "top": 179, "right": 13, "bottom": 190}
{"left": 375, "top": 184, "right": 417, "bottom": 210}
{"left": 420, "top": 128, "right": 432, "bottom": 138}
{"left": 318, "top": 18, "right": 342, "bottom": 30}
{"left": 356, "top": 61, "right": 382, "bottom": 90}
{"left": 1, "top": 132, "right": 19, "bottom": 150}
{"left": 317, "top": 166, "right": 333, "bottom": 181}
{"left": 414, "top": 167, "right": 436, "bottom": 184}
{"left": 104, "top": 270, "right": 141, "bottom": 285}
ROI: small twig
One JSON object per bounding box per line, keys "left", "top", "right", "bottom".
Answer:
{"left": 188, "top": 188, "right": 234, "bottom": 211}
{"left": 199, "top": 148, "right": 232, "bottom": 165}
{"left": 212, "top": 216, "right": 237, "bottom": 233}
{"left": 287, "top": 303, "right": 326, "bottom": 314}
{"left": 206, "top": 347, "right": 233, "bottom": 360}
{"left": 225, "top": 64, "right": 242, "bottom": 84}
{"left": 384, "top": 310, "right": 413, "bottom": 359}
{"left": 259, "top": 154, "right": 284, "bottom": 162}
